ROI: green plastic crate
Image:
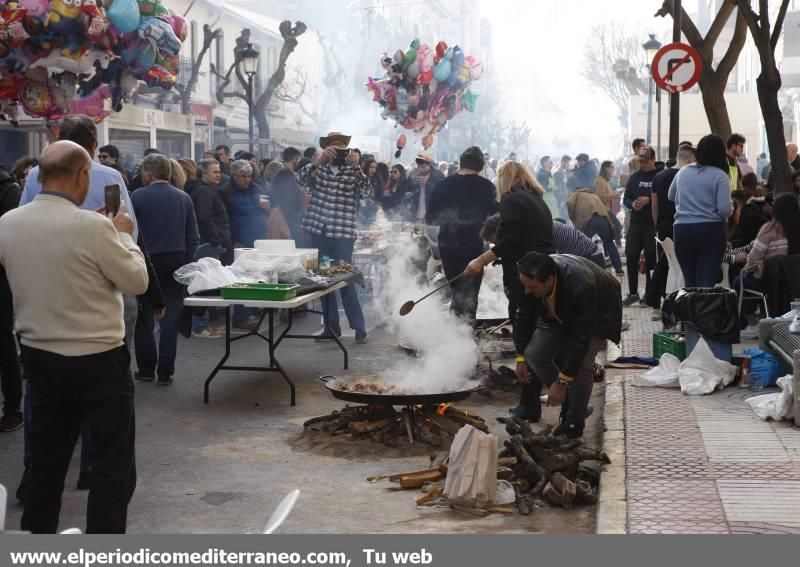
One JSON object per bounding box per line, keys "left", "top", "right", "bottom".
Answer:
{"left": 653, "top": 331, "right": 687, "bottom": 361}
{"left": 220, "top": 283, "right": 299, "bottom": 301}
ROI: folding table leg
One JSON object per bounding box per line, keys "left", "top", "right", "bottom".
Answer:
{"left": 204, "top": 306, "right": 232, "bottom": 404}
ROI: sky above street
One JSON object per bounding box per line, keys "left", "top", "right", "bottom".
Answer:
{"left": 480, "top": 0, "right": 672, "bottom": 158}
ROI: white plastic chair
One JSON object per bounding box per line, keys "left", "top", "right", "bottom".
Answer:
{"left": 262, "top": 489, "right": 300, "bottom": 534}
{"left": 657, "top": 237, "right": 685, "bottom": 295}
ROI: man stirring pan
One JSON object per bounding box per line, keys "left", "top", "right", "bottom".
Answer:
{"left": 513, "top": 252, "right": 622, "bottom": 438}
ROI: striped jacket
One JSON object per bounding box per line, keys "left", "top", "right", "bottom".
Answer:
{"left": 747, "top": 220, "right": 788, "bottom": 277}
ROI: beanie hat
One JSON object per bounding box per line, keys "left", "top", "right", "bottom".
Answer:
{"left": 460, "top": 146, "right": 485, "bottom": 171}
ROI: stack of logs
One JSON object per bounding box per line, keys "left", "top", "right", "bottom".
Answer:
{"left": 498, "top": 416, "right": 610, "bottom": 513}
{"left": 303, "top": 404, "right": 488, "bottom": 447}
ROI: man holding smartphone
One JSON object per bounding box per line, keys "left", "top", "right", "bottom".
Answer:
{"left": 0, "top": 141, "right": 148, "bottom": 532}
{"left": 298, "top": 131, "right": 370, "bottom": 344}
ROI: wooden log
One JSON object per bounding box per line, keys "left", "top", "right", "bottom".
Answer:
{"left": 497, "top": 457, "right": 518, "bottom": 467}
{"left": 451, "top": 504, "right": 489, "bottom": 517}
{"left": 551, "top": 473, "right": 576, "bottom": 510}
{"left": 349, "top": 419, "right": 390, "bottom": 435}
{"left": 509, "top": 435, "right": 548, "bottom": 485}
{"left": 427, "top": 413, "right": 461, "bottom": 436}
{"left": 400, "top": 470, "right": 442, "bottom": 489}
{"left": 430, "top": 451, "right": 449, "bottom": 469}
{"left": 486, "top": 506, "right": 514, "bottom": 514}
{"left": 575, "top": 479, "right": 597, "bottom": 505}
{"left": 416, "top": 486, "right": 444, "bottom": 506}
{"left": 389, "top": 468, "right": 442, "bottom": 482}
{"left": 445, "top": 413, "right": 489, "bottom": 433}
{"left": 576, "top": 448, "right": 611, "bottom": 464}
{"left": 303, "top": 413, "right": 340, "bottom": 428}
{"left": 542, "top": 482, "right": 562, "bottom": 507}
{"left": 513, "top": 484, "right": 531, "bottom": 516}
{"left": 496, "top": 466, "right": 514, "bottom": 481}
{"left": 402, "top": 411, "right": 415, "bottom": 445}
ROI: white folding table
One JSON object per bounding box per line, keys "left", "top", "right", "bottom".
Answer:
{"left": 184, "top": 282, "right": 348, "bottom": 405}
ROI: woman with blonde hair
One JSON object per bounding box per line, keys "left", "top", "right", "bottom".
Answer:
{"left": 178, "top": 158, "right": 197, "bottom": 183}
{"left": 169, "top": 158, "right": 187, "bottom": 190}
{"left": 464, "top": 159, "right": 554, "bottom": 422}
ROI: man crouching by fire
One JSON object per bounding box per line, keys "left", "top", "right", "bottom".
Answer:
{"left": 511, "top": 251, "right": 622, "bottom": 438}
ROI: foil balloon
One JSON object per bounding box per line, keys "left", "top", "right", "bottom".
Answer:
{"left": 18, "top": 80, "right": 56, "bottom": 117}
{"left": 19, "top": 0, "right": 48, "bottom": 18}
{"left": 107, "top": 0, "right": 140, "bottom": 33}
{"left": 137, "top": 0, "right": 168, "bottom": 18}
{"left": 422, "top": 134, "right": 433, "bottom": 150}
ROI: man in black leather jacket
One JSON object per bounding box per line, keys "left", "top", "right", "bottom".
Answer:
{"left": 513, "top": 252, "right": 622, "bottom": 438}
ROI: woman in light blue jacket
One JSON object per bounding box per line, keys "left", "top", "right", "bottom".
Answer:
{"left": 668, "top": 134, "right": 733, "bottom": 287}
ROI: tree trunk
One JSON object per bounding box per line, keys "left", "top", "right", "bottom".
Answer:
{"left": 757, "top": 70, "right": 790, "bottom": 193}
{"left": 698, "top": 73, "right": 733, "bottom": 140}
{"left": 255, "top": 111, "right": 270, "bottom": 142}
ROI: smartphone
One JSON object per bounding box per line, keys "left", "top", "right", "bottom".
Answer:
{"left": 332, "top": 148, "right": 350, "bottom": 166}
{"left": 104, "top": 184, "right": 121, "bottom": 216}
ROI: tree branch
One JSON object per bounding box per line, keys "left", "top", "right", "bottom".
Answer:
{"left": 706, "top": 0, "right": 737, "bottom": 48}
{"left": 254, "top": 21, "right": 307, "bottom": 113}
{"left": 176, "top": 24, "right": 220, "bottom": 111}
{"left": 771, "top": 0, "right": 790, "bottom": 52}
{"left": 718, "top": 10, "right": 749, "bottom": 81}
{"left": 655, "top": 0, "right": 705, "bottom": 56}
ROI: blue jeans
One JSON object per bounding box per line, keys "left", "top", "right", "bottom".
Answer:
{"left": 311, "top": 234, "right": 366, "bottom": 336}
{"left": 674, "top": 222, "right": 727, "bottom": 288}
{"left": 585, "top": 214, "right": 622, "bottom": 272}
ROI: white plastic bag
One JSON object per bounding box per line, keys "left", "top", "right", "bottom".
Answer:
{"left": 632, "top": 353, "right": 681, "bottom": 388}
{"left": 678, "top": 338, "right": 737, "bottom": 395}
{"left": 443, "top": 425, "right": 498, "bottom": 508}
{"left": 173, "top": 258, "right": 244, "bottom": 295}
{"left": 746, "top": 376, "right": 796, "bottom": 421}
{"left": 230, "top": 255, "right": 307, "bottom": 283}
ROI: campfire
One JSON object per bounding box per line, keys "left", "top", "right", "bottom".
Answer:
{"left": 303, "top": 404, "right": 488, "bottom": 448}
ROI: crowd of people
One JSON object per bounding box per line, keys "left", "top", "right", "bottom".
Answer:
{"left": 1, "top": 111, "right": 800, "bottom": 534}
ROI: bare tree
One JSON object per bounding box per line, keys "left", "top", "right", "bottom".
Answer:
{"left": 505, "top": 120, "right": 532, "bottom": 157}
{"left": 275, "top": 32, "right": 349, "bottom": 131}
{"left": 175, "top": 23, "right": 221, "bottom": 115}
{"left": 212, "top": 22, "right": 307, "bottom": 140}
{"left": 582, "top": 21, "right": 649, "bottom": 130}
{"left": 655, "top": 0, "right": 749, "bottom": 140}
{"left": 733, "top": 0, "right": 791, "bottom": 193}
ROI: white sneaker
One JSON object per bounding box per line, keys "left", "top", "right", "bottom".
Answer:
{"left": 740, "top": 325, "right": 760, "bottom": 340}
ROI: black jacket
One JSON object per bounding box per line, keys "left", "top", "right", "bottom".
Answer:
{"left": 515, "top": 255, "right": 622, "bottom": 378}
{"left": 0, "top": 168, "right": 21, "bottom": 217}
{"left": 185, "top": 178, "right": 233, "bottom": 250}
{"left": 731, "top": 202, "right": 767, "bottom": 248}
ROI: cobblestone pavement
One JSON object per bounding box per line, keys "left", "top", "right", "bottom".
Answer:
{"left": 619, "top": 301, "right": 800, "bottom": 534}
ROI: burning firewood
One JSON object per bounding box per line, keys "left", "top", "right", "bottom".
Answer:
{"left": 303, "top": 404, "right": 488, "bottom": 448}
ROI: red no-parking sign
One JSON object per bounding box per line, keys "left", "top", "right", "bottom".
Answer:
{"left": 651, "top": 42, "right": 703, "bottom": 93}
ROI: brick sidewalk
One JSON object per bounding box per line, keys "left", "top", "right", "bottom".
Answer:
{"left": 613, "top": 304, "right": 800, "bottom": 534}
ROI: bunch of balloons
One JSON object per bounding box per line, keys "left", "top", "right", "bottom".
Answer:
{"left": 368, "top": 39, "right": 483, "bottom": 150}
{"left": 0, "top": 0, "right": 186, "bottom": 123}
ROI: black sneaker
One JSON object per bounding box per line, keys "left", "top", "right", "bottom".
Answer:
{"left": 157, "top": 374, "right": 173, "bottom": 386}
{"left": 0, "top": 411, "right": 23, "bottom": 432}
{"left": 135, "top": 371, "right": 155, "bottom": 382}
{"left": 509, "top": 405, "right": 541, "bottom": 423}
{"left": 314, "top": 330, "right": 341, "bottom": 342}
{"left": 16, "top": 465, "right": 29, "bottom": 504}
{"left": 77, "top": 470, "right": 92, "bottom": 490}
{"left": 355, "top": 332, "right": 369, "bottom": 345}
{"left": 622, "top": 294, "right": 640, "bottom": 307}
{"left": 553, "top": 421, "right": 583, "bottom": 439}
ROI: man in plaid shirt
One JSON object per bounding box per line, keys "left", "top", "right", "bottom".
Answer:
{"left": 298, "top": 132, "right": 369, "bottom": 343}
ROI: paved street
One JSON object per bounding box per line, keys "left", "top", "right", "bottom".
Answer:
{"left": 608, "top": 299, "right": 800, "bottom": 534}
{"left": 0, "top": 299, "right": 601, "bottom": 534}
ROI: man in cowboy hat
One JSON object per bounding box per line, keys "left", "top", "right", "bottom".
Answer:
{"left": 298, "top": 132, "right": 369, "bottom": 343}
{"left": 407, "top": 152, "right": 445, "bottom": 224}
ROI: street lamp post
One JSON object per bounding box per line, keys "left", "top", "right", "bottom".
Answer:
{"left": 241, "top": 43, "right": 260, "bottom": 155}
{"left": 643, "top": 34, "right": 662, "bottom": 150}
